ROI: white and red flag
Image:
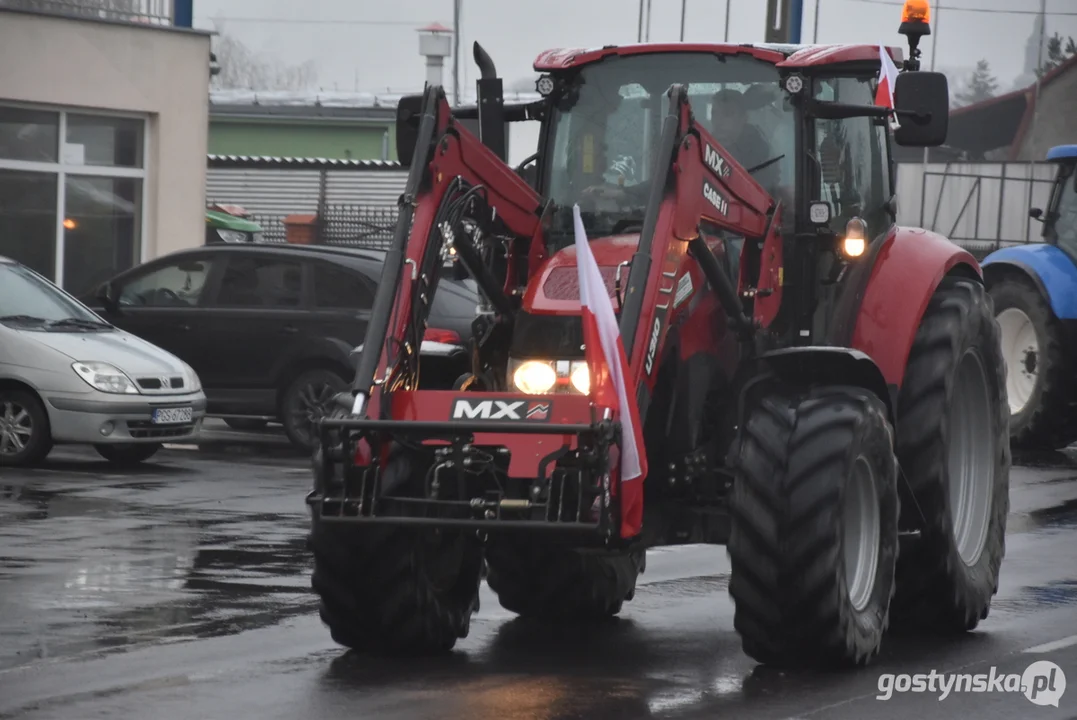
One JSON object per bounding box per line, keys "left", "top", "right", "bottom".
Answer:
{"left": 875, "top": 45, "right": 900, "bottom": 109}
{"left": 573, "top": 204, "right": 647, "bottom": 537}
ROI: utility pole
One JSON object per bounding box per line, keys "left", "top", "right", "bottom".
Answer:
{"left": 813, "top": 0, "right": 821, "bottom": 43}
{"left": 680, "top": 0, "right": 687, "bottom": 41}
{"left": 452, "top": 0, "right": 461, "bottom": 105}
{"left": 645, "top": 0, "right": 652, "bottom": 42}
{"left": 638, "top": 0, "right": 644, "bottom": 42}
{"left": 724, "top": 0, "right": 731, "bottom": 42}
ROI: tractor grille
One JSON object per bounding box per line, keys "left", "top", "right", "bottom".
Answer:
{"left": 541, "top": 266, "right": 618, "bottom": 301}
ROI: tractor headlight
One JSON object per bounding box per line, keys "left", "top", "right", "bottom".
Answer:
{"left": 509, "top": 358, "right": 590, "bottom": 395}
{"left": 512, "top": 360, "right": 557, "bottom": 395}
{"left": 570, "top": 363, "right": 590, "bottom": 395}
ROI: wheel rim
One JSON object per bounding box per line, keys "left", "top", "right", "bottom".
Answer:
{"left": 996, "top": 307, "right": 1039, "bottom": 414}
{"left": 0, "top": 400, "right": 33, "bottom": 457}
{"left": 843, "top": 455, "right": 880, "bottom": 612}
{"left": 289, "top": 379, "right": 341, "bottom": 445}
{"left": 947, "top": 349, "right": 994, "bottom": 567}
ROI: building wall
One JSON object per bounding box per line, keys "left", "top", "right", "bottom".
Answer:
{"left": 0, "top": 10, "right": 210, "bottom": 289}
{"left": 1014, "top": 68, "right": 1077, "bottom": 162}
{"left": 208, "top": 122, "right": 394, "bottom": 161}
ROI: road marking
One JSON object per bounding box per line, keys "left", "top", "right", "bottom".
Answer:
{"left": 1023, "top": 633, "right": 1077, "bottom": 654}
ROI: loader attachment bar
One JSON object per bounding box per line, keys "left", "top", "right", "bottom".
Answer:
{"left": 349, "top": 85, "right": 545, "bottom": 422}
{"left": 619, "top": 84, "right": 777, "bottom": 398}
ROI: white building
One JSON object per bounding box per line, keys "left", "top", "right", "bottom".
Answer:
{"left": 0, "top": 1, "right": 211, "bottom": 296}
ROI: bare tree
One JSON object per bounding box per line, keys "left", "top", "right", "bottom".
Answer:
{"left": 210, "top": 19, "right": 318, "bottom": 92}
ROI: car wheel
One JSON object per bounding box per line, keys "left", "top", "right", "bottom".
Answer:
{"left": 94, "top": 443, "right": 162, "bottom": 466}
{"left": 281, "top": 369, "right": 348, "bottom": 452}
{"left": 0, "top": 388, "right": 53, "bottom": 467}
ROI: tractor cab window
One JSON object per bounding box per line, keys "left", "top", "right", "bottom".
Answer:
{"left": 542, "top": 52, "right": 795, "bottom": 251}
{"left": 811, "top": 76, "right": 891, "bottom": 240}
{"left": 1045, "top": 163, "right": 1077, "bottom": 259}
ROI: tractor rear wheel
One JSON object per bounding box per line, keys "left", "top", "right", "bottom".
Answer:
{"left": 990, "top": 277, "right": 1077, "bottom": 449}
{"left": 485, "top": 540, "right": 644, "bottom": 621}
{"left": 308, "top": 449, "right": 483, "bottom": 655}
{"left": 890, "top": 276, "right": 1009, "bottom": 634}
{"left": 728, "top": 385, "right": 899, "bottom": 668}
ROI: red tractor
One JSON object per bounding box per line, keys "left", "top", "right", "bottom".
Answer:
{"left": 306, "top": 0, "right": 1010, "bottom": 668}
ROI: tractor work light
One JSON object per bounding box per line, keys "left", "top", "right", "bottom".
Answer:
{"left": 842, "top": 218, "right": 868, "bottom": 258}
{"left": 536, "top": 75, "right": 555, "bottom": 96}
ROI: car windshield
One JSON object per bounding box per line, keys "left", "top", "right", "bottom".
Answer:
{"left": 542, "top": 52, "right": 794, "bottom": 250}
{"left": 1045, "top": 162, "right": 1077, "bottom": 258}
{"left": 0, "top": 262, "right": 108, "bottom": 329}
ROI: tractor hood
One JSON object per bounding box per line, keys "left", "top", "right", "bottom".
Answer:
{"left": 522, "top": 233, "right": 638, "bottom": 314}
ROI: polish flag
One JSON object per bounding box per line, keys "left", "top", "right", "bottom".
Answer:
{"left": 573, "top": 204, "right": 647, "bottom": 538}
{"left": 876, "top": 45, "right": 900, "bottom": 109}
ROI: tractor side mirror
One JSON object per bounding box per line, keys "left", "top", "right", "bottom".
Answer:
{"left": 1030, "top": 207, "right": 1044, "bottom": 222}
{"left": 893, "top": 71, "right": 949, "bottom": 147}
{"left": 395, "top": 94, "right": 425, "bottom": 167}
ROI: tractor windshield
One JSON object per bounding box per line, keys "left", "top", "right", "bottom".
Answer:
{"left": 1045, "top": 162, "right": 1077, "bottom": 258}
{"left": 541, "top": 52, "right": 794, "bottom": 251}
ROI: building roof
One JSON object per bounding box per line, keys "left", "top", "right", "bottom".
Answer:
{"left": 208, "top": 88, "right": 543, "bottom": 122}
{"left": 207, "top": 154, "right": 404, "bottom": 170}
{"left": 947, "top": 53, "right": 1077, "bottom": 161}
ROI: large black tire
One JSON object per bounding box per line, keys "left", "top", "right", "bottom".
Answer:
{"left": 308, "top": 450, "right": 483, "bottom": 655}
{"left": 281, "top": 368, "right": 348, "bottom": 451}
{"left": 728, "top": 385, "right": 899, "bottom": 668}
{"left": 890, "top": 276, "right": 1010, "bottom": 633}
{"left": 989, "top": 276, "right": 1077, "bottom": 449}
{"left": 0, "top": 388, "right": 53, "bottom": 467}
{"left": 485, "top": 540, "right": 644, "bottom": 621}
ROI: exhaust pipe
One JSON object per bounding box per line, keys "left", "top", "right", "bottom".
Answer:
{"left": 472, "top": 41, "right": 506, "bottom": 161}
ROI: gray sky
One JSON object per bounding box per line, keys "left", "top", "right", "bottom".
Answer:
{"left": 195, "top": 0, "right": 1077, "bottom": 97}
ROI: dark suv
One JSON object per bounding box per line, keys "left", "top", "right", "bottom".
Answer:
{"left": 80, "top": 244, "right": 478, "bottom": 450}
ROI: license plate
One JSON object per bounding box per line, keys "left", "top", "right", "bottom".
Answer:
{"left": 152, "top": 407, "right": 193, "bottom": 425}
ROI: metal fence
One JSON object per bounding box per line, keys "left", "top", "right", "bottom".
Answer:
{"left": 895, "top": 161, "right": 1057, "bottom": 259}
{"left": 248, "top": 205, "right": 399, "bottom": 249}
{"left": 0, "top": 0, "right": 174, "bottom": 24}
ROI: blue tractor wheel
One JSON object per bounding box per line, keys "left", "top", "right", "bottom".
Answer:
{"left": 989, "top": 277, "right": 1077, "bottom": 449}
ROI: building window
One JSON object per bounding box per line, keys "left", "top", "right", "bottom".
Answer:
{"left": 0, "top": 103, "right": 147, "bottom": 296}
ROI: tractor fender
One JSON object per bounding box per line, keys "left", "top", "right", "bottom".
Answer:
{"left": 982, "top": 244, "right": 1077, "bottom": 320}
{"left": 756, "top": 346, "right": 895, "bottom": 426}
{"left": 849, "top": 227, "right": 981, "bottom": 389}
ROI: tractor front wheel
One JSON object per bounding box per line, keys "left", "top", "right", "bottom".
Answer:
{"left": 990, "top": 277, "right": 1076, "bottom": 449}
{"left": 891, "top": 276, "right": 1010, "bottom": 634}
{"left": 308, "top": 450, "right": 483, "bottom": 655}
{"left": 728, "top": 385, "right": 899, "bottom": 668}
{"left": 485, "top": 540, "right": 644, "bottom": 621}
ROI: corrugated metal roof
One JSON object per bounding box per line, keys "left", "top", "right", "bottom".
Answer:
{"left": 207, "top": 154, "right": 403, "bottom": 170}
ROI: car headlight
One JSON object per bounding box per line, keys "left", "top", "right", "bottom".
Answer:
{"left": 216, "top": 228, "right": 247, "bottom": 243}
{"left": 72, "top": 361, "right": 140, "bottom": 394}
{"left": 509, "top": 358, "right": 590, "bottom": 395}
{"left": 181, "top": 362, "right": 202, "bottom": 392}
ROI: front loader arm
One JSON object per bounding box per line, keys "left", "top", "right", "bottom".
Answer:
{"left": 618, "top": 84, "right": 779, "bottom": 400}
{"left": 351, "top": 85, "right": 545, "bottom": 421}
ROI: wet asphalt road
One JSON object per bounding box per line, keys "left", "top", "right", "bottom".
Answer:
{"left": 3, "top": 427, "right": 1077, "bottom": 719}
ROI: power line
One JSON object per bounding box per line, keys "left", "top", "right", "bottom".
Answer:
{"left": 841, "top": 0, "right": 1077, "bottom": 15}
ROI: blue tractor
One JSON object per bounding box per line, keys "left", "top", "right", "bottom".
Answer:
{"left": 983, "top": 145, "right": 1077, "bottom": 449}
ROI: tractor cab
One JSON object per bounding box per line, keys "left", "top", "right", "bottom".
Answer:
{"left": 1032, "top": 145, "right": 1077, "bottom": 259}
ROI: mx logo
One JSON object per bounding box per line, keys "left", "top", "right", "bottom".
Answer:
{"left": 451, "top": 398, "right": 552, "bottom": 422}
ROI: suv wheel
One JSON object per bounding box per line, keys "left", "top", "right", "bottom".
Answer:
{"left": 281, "top": 368, "right": 347, "bottom": 451}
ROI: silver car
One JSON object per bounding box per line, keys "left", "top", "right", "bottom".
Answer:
{"left": 0, "top": 256, "right": 206, "bottom": 467}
